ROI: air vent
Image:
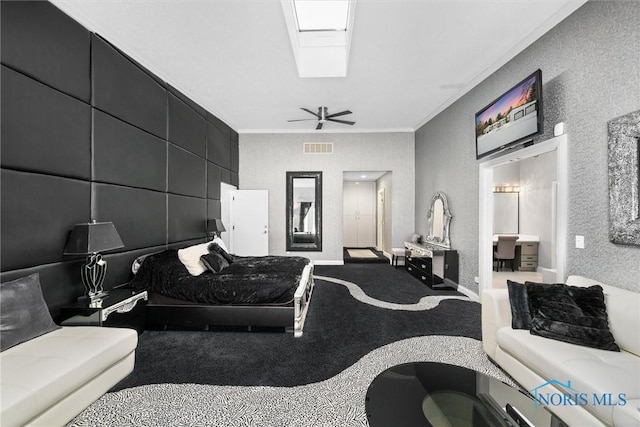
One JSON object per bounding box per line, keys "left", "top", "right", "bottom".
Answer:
{"left": 303, "top": 142, "right": 333, "bottom": 154}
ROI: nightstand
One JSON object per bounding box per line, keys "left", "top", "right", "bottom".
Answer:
{"left": 60, "top": 288, "right": 148, "bottom": 334}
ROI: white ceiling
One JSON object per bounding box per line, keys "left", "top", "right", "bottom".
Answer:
{"left": 51, "top": 0, "right": 586, "bottom": 134}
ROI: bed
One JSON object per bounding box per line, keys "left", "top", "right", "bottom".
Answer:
{"left": 130, "top": 242, "right": 314, "bottom": 337}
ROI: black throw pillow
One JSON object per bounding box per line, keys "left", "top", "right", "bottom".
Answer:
{"left": 200, "top": 252, "right": 229, "bottom": 273}
{"left": 507, "top": 280, "right": 532, "bottom": 329}
{"left": 1, "top": 273, "right": 60, "bottom": 352}
{"left": 207, "top": 242, "right": 234, "bottom": 264}
{"left": 525, "top": 282, "right": 619, "bottom": 351}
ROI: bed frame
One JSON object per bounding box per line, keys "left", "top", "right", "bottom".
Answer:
{"left": 145, "top": 263, "right": 315, "bottom": 337}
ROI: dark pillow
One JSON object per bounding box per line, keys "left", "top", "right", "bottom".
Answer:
{"left": 525, "top": 282, "right": 619, "bottom": 351}
{"left": 207, "top": 242, "right": 234, "bottom": 264}
{"left": 507, "top": 280, "right": 531, "bottom": 329}
{"left": 1, "top": 273, "right": 60, "bottom": 352}
{"left": 200, "top": 252, "right": 229, "bottom": 273}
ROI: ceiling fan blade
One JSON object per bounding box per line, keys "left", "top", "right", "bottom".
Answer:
{"left": 287, "top": 118, "right": 317, "bottom": 122}
{"left": 301, "top": 108, "right": 320, "bottom": 118}
{"left": 326, "top": 110, "right": 352, "bottom": 118}
{"left": 327, "top": 118, "right": 355, "bottom": 125}
{"left": 316, "top": 122, "right": 323, "bottom": 130}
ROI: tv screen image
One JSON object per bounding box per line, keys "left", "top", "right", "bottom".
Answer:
{"left": 475, "top": 69, "right": 543, "bottom": 159}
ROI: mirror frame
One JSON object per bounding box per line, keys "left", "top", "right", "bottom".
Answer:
{"left": 425, "top": 191, "right": 452, "bottom": 249}
{"left": 286, "top": 171, "right": 322, "bottom": 251}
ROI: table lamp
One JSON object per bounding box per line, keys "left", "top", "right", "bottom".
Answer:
{"left": 63, "top": 220, "right": 124, "bottom": 300}
{"left": 207, "top": 219, "right": 226, "bottom": 239}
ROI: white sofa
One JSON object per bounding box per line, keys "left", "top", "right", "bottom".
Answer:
{"left": 1, "top": 326, "right": 138, "bottom": 427}
{"left": 482, "top": 275, "right": 640, "bottom": 426}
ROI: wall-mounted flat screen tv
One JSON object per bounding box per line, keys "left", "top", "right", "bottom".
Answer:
{"left": 475, "top": 69, "right": 543, "bottom": 160}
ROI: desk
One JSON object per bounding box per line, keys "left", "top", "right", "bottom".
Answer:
{"left": 493, "top": 234, "right": 539, "bottom": 271}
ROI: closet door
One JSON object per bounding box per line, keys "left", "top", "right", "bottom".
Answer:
{"left": 343, "top": 215, "right": 358, "bottom": 247}
{"left": 343, "top": 181, "right": 376, "bottom": 247}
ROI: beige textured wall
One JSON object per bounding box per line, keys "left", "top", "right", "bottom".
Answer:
{"left": 415, "top": 1, "right": 640, "bottom": 292}
{"left": 239, "top": 132, "right": 415, "bottom": 262}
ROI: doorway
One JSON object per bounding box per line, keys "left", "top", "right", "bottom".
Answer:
{"left": 377, "top": 188, "right": 385, "bottom": 251}
{"left": 478, "top": 134, "right": 568, "bottom": 294}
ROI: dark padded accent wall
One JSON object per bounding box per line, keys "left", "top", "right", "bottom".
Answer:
{"left": 0, "top": 1, "right": 90, "bottom": 102}
{"left": 1, "top": 170, "right": 90, "bottom": 271}
{"left": 168, "top": 144, "right": 207, "bottom": 198}
{"left": 168, "top": 194, "right": 207, "bottom": 243}
{"left": 207, "top": 162, "right": 222, "bottom": 199}
{"left": 1, "top": 2, "right": 239, "bottom": 310}
{"left": 208, "top": 123, "right": 231, "bottom": 169}
{"left": 168, "top": 93, "right": 207, "bottom": 157}
{"left": 231, "top": 142, "right": 239, "bottom": 173}
{"left": 92, "top": 183, "right": 167, "bottom": 250}
{"left": 92, "top": 35, "right": 167, "bottom": 139}
{"left": 93, "top": 109, "right": 166, "bottom": 191}
{"left": 1, "top": 65, "right": 91, "bottom": 179}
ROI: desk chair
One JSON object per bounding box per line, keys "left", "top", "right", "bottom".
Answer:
{"left": 494, "top": 235, "right": 518, "bottom": 271}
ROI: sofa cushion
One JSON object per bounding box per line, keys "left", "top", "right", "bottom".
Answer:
{"left": 526, "top": 282, "right": 619, "bottom": 351}
{"left": 507, "top": 280, "right": 531, "bottom": 329}
{"left": 0, "top": 326, "right": 137, "bottom": 426}
{"left": 0, "top": 273, "right": 60, "bottom": 352}
{"left": 497, "top": 327, "right": 640, "bottom": 425}
{"left": 566, "top": 276, "right": 640, "bottom": 357}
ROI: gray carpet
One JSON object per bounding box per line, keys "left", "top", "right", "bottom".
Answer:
{"left": 69, "top": 336, "right": 513, "bottom": 426}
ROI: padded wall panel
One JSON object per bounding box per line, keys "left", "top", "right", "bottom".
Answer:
{"left": 93, "top": 109, "right": 166, "bottom": 191}
{"left": 167, "top": 238, "right": 206, "bottom": 251}
{"left": 92, "top": 183, "right": 166, "bottom": 250}
{"left": 207, "top": 123, "right": 231, "bottom": 169}
{"left": 230, "top": 142, "right": 239, "bottom": 173}
{"left": 168, "top": 145, "right": 206, "bottom": 198}
{"left": 207, "top": 113, "right": 231, "bottom": 137}
{"left": 231, "top": 129, "right": 239, "bottom": 144}
{"left": 207, "top": 162, "right": 222, "bottom": 200}
{"left": 0, "top": 261, "right": 85, "bottom": 320}
{"left": 168, "top": 85, "right": 206, "bottom": 118}
{"left": 231, "top": 172, "right": 239, "bottom": 187}
{"left": 0, "top": 1, "right": 90, "bottom": 102}
{"left": 1, "top": 66, "right": 91, "bottom": 179}
{"left": 168, "top": 93, "right": 206, "bottom": 157}
{"left": 208, "top": 199, "right": 221, "bottom": 220}
{"left": 92, "top": 35, "right": 167, "bottom": 139}
{"left": 168, "top": 194, "right": 206, "bottom": 243}
{"left": 221, "top": 169, "right": 232, "bottom": 185}
{"left": 1, "top": 170, "right": 90, "bottom": 271}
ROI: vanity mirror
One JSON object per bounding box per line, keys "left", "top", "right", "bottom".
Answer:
{"left": 425, "top": 191, "right": 452, "bottom": 249}
{"left": 286, "top": 171, "right": 322, "bottom": 251}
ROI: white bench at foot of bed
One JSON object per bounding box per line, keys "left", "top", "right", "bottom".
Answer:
{"left": 292, "top": 262, "right": 315, "bottom": 337}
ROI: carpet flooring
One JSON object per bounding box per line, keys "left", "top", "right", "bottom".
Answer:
{"left": 69, "top": 264, "right": 504, "bottom": 426}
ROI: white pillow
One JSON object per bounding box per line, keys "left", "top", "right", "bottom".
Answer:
{"left": 177, "top": 242, "right": 210, "bottom": 276}
{"left": 211, "top": 237, "right": 229, "bottom": 253}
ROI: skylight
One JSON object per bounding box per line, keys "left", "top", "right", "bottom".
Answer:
{"left": 293, "top": 0, "right": 349, "bottom": 32}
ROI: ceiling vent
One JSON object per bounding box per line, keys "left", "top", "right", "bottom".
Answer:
{"left": 303, "top": 142, "right": 333, "bottom": 154}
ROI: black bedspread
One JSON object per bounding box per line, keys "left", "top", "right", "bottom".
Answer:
{"left": 131, "top": 250, "right": 310, "bottom": 306}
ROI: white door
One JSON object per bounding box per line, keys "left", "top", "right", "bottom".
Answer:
{"left": 220, "top": 183, "right": 236, "bottom": 252}
{"left": 230, "top": 189, "right": 269, "bottom": 256}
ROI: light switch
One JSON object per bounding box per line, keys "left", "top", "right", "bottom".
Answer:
{"left": 575, "top": 235, "right": 585, "bottom": 249}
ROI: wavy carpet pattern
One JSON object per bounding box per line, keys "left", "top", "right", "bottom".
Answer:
{"left": 70, "top": 336, "right": 513, "bottom": 427}
{"left": 314, "top": 275, "right": 469, "bottom": 310}
{"left": 69, "top": 264, "right": 501, "bottom": 426}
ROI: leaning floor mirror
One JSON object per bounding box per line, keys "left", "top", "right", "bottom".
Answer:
{"left": 286, "top": 171, "right": 322, "bottom": 251}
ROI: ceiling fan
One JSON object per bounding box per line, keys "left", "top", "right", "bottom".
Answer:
{"left": 288, "top": 106, "right": 355, "bottom": 130}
